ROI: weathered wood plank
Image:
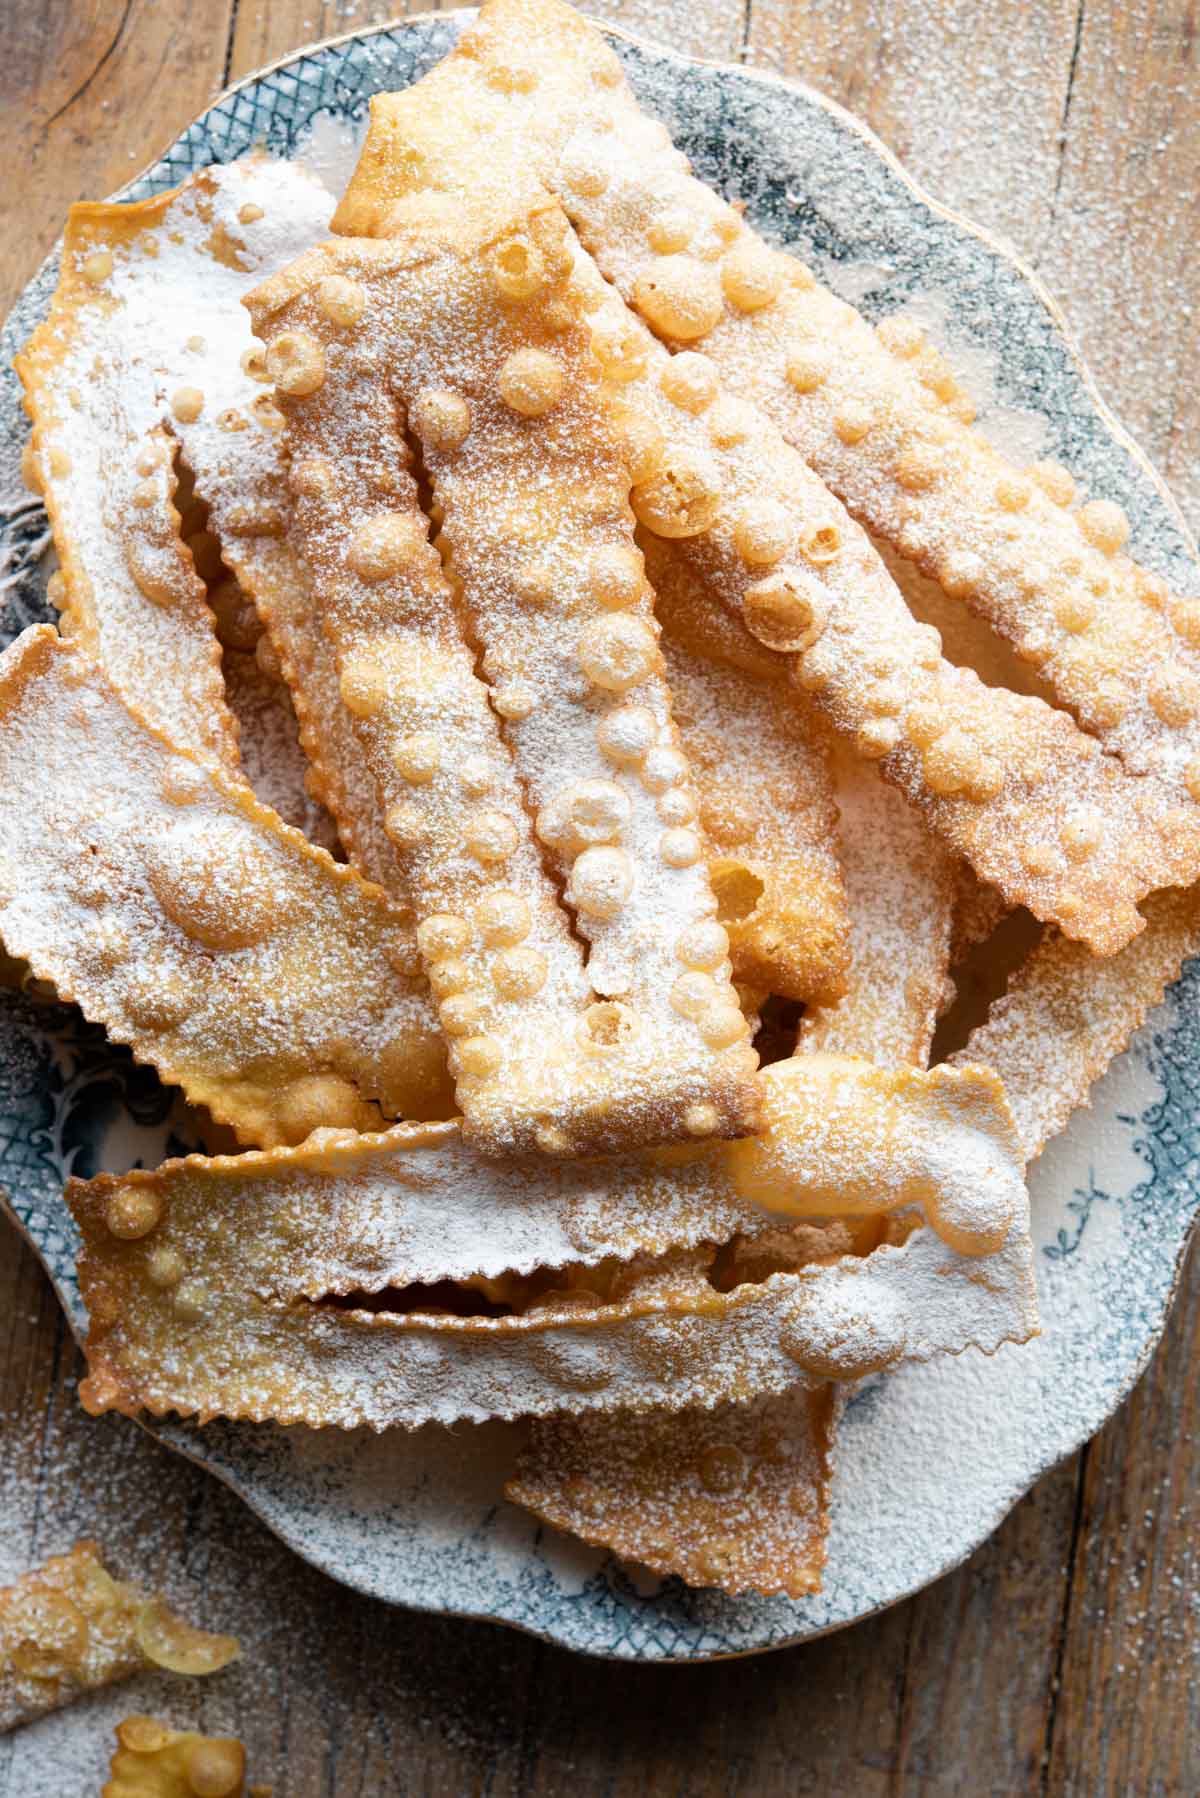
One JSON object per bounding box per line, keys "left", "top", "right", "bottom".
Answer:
{"left": 744, "top": 0, "right": 1082, "bottom": 256}
{"left": 1044, "top": 1239, "right": 1200, "bottom": 1796}
{"left": 227, "top": 0, "right": 742, "bottom": 87}
{"left": 0, "top": 0, "right": 234, "bottom": 315}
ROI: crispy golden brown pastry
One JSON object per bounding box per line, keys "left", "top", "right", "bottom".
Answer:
{"left": 649, "top": 544, "right": 850, "bottom": 1006}
{"left": 0, "top": 1543, "right": 237, "bottom": 1735}
{"left": 67, "top": 1054, "right": 1035, "bottom": 1429}
{"left": 953, "top": 884, "right": 1200, "bottom": 1160}
{"left": 333, "top": 1, "right": 1200, "bottom": 954}
{"left": 801, "top": 742, "right": 955, "bottom": 1066}
{"left": 104, "top": 1716, "right": 246, "bottom": 1798}
{"left": 247, "top": 195, "right": 761, "bottom": 1157}
{"left": 0, "top": 626, "right": 450, "bottom": 1145}
{"left": 348, "top": 0, "right": 1200, "bottom": 815}
{"left": 508, "top": 1386, "right": 837, "bottom": 1597}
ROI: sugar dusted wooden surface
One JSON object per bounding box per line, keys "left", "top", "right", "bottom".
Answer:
{"left": 2, "top": 1, "right": 1199, "bottom": 1793}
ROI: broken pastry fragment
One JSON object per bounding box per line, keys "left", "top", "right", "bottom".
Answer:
{"left": 352, "top": 0, "right": 1200, "bottom": 814}
{"left": 247, "top": 193, "right": 760, "bottom": 1157}
{"left": 0, "top": 1542, "right": 238, "bottom": 1735}
{"left": 67, "top": 1054, "right": 1035, "bottom": 1430}
{"left": 337, "top": 79, "right": 1197, "bottom": 956}
{"left": 508, "top": 1384, "right": 836, "bottom": 1597}
{"left": 104, "top": 1716, "right": 246, "bottom": 1798}
{"left": 0, "top": 626, "right": 451, "bottom": 1146}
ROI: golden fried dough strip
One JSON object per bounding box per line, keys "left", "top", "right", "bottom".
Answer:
{"left": 0, "top": 1543, "right": 237, "bottom": 1735}
{"left": 41, "top": 163, "right": 405, "bottom": 893}
{"left": 66, "top": 1053, "right": 1023, "bottom": 1296}
{"left": 507, "top": 1386, "right": 836, "bottom": 1597}
{"left": 67, "top": 1055, "right": 1035, "bottom": 1429}
{"left": 105, "top": 1717, "right": 246, "bottom": 1798}
{"left": 17, "top": 239, "right": 236, "bottom": 767}
{"left": 69, "top": 1119, "right": 770, "bottom": 1293}
{"left": 0, "top": 627, "right": 450, "bottom": 1146}
{"left": 339, "top": 80, "right": 1197, "bottom": 955}
{"left": 249, "top": 217, "right": 759, "bottom": 1156}
{"left": 644, "top": 537, "right": 949, "bottom": 1054}
{"left": 649, "top": 547, "right": 849, "bottom": 1006}
{"left": 952, "top": 884, "right": 1200, "bottom": 1161}
{"left": 360, "top": 0, "right": 1200, "bottom": 806}
{"left": 70, "top": 1199, "right": 1033, "bottom": 1433}
{"left": 802, "top": 744, "right": 955, "bottom": 1066}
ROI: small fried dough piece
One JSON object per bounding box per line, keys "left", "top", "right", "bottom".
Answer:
{"left": 508, "top": 1385, "right": 836, "bottom": 1597}
{"left": 651, "top": 548, "right": 849, "bottom": 1006}
{"left": 801, "top": 742, "right": 955, "bottom": 1065}
{"left": 355, "top": 0, "right": 1200, "bottom": 813}
{"left": 0, "top": 1543, "right": 238, "bottom": 1735}
{"left": 249, "top": 204, "right": 759, "bottom": 1156}
{"left": 337, "top": 10, "right": 1200, "bottom": 955}
{"left": 104, "top": 1716, "right": 246, "bottom": 1798}
{"left": 953, "top": 883, "right": 1200, "bottom": 1161}
{"left": 0, "top": 627, "right": 450, "bottom": 1146}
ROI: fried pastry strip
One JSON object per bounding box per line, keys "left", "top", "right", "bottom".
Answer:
{"left": 953, "top": 884, "right": 1200, "bottom": 1161}
{"left": 40, "top": 162, "right": 405, "bottom": 892}
{"left": 355, "top": 0, "right": 1200, "bottom": 809}
{"left": 67, "top": 1048, "right": 1021, "bottom": 1304}
{"left": 338, "top": 83, "right": 1198, "bottom": 955}
{"left": 0, "top": 627, "right": 450, "bottom": 1145}
{"left": 801, "top": 743, "right": 955, "bottom": 1065}
{"left": 649, "top": 548, "right": 849, "bottom": 1006}
{"left": 0, "top": 1543, "right": 238, "bottom": 1735}
{"left": 70, "top": 1200, "right": 1033, "bottom": 1433}
{"left": 17, "top": 252, "right": 238, "bottom": 767}
{"left": 249, "top": 208, "right": 760, "bottom": 1156}
{"left": 67, "top": 1054, "right": 1034, "bottom": 1428}
{"left": 104, "top": 1716, "right": 246, "bottom": 1798}
{"left": 508, "top": 1386, "right": 836, "bottom": 1597}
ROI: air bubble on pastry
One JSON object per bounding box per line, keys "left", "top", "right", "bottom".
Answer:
{"left": 316, "top": 272, "right": 366, "bottom": 328}
{"left": 659, "top": 351, "right": 719, "bottom": 413}
{"left": 265, "top": 329, "right": 325, "bottom": 395}
{"left": 720, "top": 244, "right": 784, "bottom": 312}
{"left": 493, "top": 946, "right": 549, "bottom": 998}
{"left": 410, "top": 387, "right": 471, "bottom": 449}
{"left": 596, "top": 703, "right": 656, "bottom": 765}
{"left": 633, "top": 256, "right": 724, "bottom": 341}
{"left": 348, "top": 511, "right": 427, "bottom": 582}
{"left": 630, "top": 447, "right": 721, "bottom": 537}
{"left": 567, "top": 845, "right": 634, "bottom": 918}
{"left": 498, "top": 346, "right": 564, "bottom": 415}
{"left": 1077, "top": 498, "right": 1130, "bottom": 556}
{"left": 577, "top": 614, "right": 658, "bottom": 691}
{"left": 474, "top": 889, "right": 531, "bottom": 946}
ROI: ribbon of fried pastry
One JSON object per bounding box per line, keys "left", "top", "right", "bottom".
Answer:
{"left": 8, "top": 0, "right": 1200, "bottom": 1607}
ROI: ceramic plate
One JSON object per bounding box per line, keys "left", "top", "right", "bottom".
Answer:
{"left": 2, "top": 11, "right": 1198, "bottom": 1663}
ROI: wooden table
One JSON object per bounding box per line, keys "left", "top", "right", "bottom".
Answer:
{"left": 3, "top": 3, "right": 1198, "bottom": 1791}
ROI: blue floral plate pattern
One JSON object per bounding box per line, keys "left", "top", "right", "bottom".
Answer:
{"left": 1, "top": 11, "right": 1198, "bottom": 1662}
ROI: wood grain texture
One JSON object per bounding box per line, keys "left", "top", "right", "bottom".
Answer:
{"left": 0, "top": 0, "right": 233, "bottom": 315}
{"left": 1, "top": 0, "right": 1198, "bottom": 1792}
